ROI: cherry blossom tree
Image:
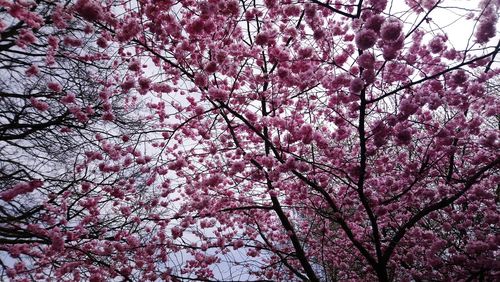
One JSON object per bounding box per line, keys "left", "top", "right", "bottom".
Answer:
{"left": 0, "top": 1, "right": 166, "bottom": 281}
{"left": 1, "top": 0, "right": 499, "bottom": 281}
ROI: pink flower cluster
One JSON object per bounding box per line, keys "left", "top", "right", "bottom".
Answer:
{"left": 380, "top": 20, "right": 403, "bottom": 42}
{"left": 475, "top": 0, "right": 499, "bottom": 44}
{"left": 60, "top": 93, "right": 76, "bottom": 104}
{"left": 0, "top": 180, "right": 43, "bottom": 201}
{"left": 5, "top": 1, "right": 44, "bottom": 28}
{"left": 255, "top": 32, "right": 271, "bottom": 46}
{"left": 25, "top": 65, "right": 39, "bottom": 76}
{"left": 116, "top": 18, "right": 141, "bottom": 43}
{"left": 368, "top": 0, "right": 388, "bottom": 11}
{"left": 349, "top": 77, "right": 365, "bottom": 93}
{"left": 429, "top": 36, "right": 446, "bottom": 53}
{"left": 355, "top": 15, "right": 404, "bottom": 58}
{"left": 355, "top": 29, "right": 378, "bottom": 50}
{"left": 74, "top": 0, "right": 104, "bottom": 22}
{"left": 405, "top": 0, "right": 439, "bottom": 13}
{"left": 30, "top": 97, "right": 49, "bottom": 111}
{"left": 16, "top": 29, "right": 36, "bottom": 48}
{"left": 47, "top": 81, "right": 62, "bottom": 92}
{"left": 357, "top": 53, "right": 375, "bottom": 69}
{"left": 208, "top": 88, "right": 229, "bottom": 101}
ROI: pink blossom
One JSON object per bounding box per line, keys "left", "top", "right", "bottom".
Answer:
{"left": 187, "top": 19, "right": 205, "bottom": 35}
{"left": 120, "top": 206, "right": 132, "bottom": 216}
{"left": 233, "top": 239, "right": 244, "bottom": 249}
{"left": 205, "top": 61, "right": 217, "bottom": 73}
{"left": 255, "top": 32, "right": 269, "bottom": 45}
{"left": 48, "top": 36, "right": 59, "bottom": 49}
{"left": 298, "top": 124, "right": 313, "bottom": 144}
{"left": 364, "top": 15, "right": 385, "bottom": 33}
{"left": 452, "top": 70, "right": 467, "bottom": 85}
{"left": 362, "top": 68, "right": 376, "bottom": 84}
{"left": 382, "top": 45, "right": 399, "bottom": 61}
{"left": 204, "top": 174, "right": 223, "bottom": 187}
{"left": 264, "top": 0, "right": 277, "bottom": 8}
{"left": 30, "top": 98, "right": 49, "bottom": 111}
{"left": 16, "top": 29, "right": 36, "bottom": 48}
{"left": 116, "top": 18, "right": 141, "bottom": 42}
{"left": 83, "top": 24, "right": 94, "bottom": 34}
{"left": 128, "top": 59, "right": 141, "bottom": 72}
{"left": 50, "top": 233, "right": 65, "bottom": 252}
{"left": 349, "top": 77, "right": 364, "bottom": 93}
{"left": 13, "top": 262, "right": 25, "bottom": 273}
{"left": 208, "top": 88, "right": 228, "bottom": 101}
{"left": 74, "top": 0, "right": 103, "bottom": 22}
{"left": 334, "top": 52, "right": 349, "bottom": 65}
{"left": 399, "top": 99, "right": 418, "bottom": 117}
{"left": 81, "top": 182, "right": 92, "bottom": 192}
{"left": 396, "top": 128, "right": 412, "bottom": 145}
{"left": 121, "top": 77, "right": 135, "bottom": 92}
{"left": 96, "top": 36, "right": 108, "bottom": 48}
{"left": 25, "top": 65, "right": 39, "bottom": 76}
{"left": 8, "top": 4, "right": 44, "bottom": 28}
{"left": 476, "top": 17, "right": 498, "bottom": 44}
{"left": 429, "top": 36, "right": 445, "bottom": 53}
{"left": 69, "top": 107, "right": 88, "bottom": 122}
{"left": 126, "top": 235, "right": 140, "bottom": 248}
{"left": 63, "top": 36, "right": 83, "bottom": 47}
{"left": 200, "top": 2, "right": 217, "bottom": 18}
{"left": 475, "top": 17, "right": 497, "bottom": 44}
{"left": 220, "top": 1, "right": 240, "bottom": 16}
{"left": 138, "top": 77, "right": 151, "bottom": 91}
{"left": 1, "top": 1, "right": 499, "bottom": 280}
{"left": 313, "top": 29, "right": 325, "bottom": 40}
{"left": 475, "top": 0, "right": 499, "bottom": 44}
{"left": 194, "top": 73, "right": 208, "bottom": 87}
{"left": 355, "top": 29, "right": 378, "bottom": 50}
{"left": 171, "top": 226, "right": 183, "bottom": 239}
{"left": 46, "top": 51, "right": 56, "bottom": 65}
{"left": 102, "top": 111, "right": 115, "bottom": 121}
{"left": 368, "top": 0, "right": 388, "bottom": 11}
{"left": 47, "top": 82, "right": 63, "bottom": 92}
{"left": 405, "top": 0, "right": 439, "bottom": 13}
{"left": 230, "top": 161, "right": 245, "bottom": 174}
{"left": 357, "top": 53, "right": 375, "bottom": 69}
{"left": 284, "top": 5, "right": 301, "bottom": 17}
{"left": 298, "top": 47, "right": 313, "bottom": 58}
{"left": 0, "top": 180, "right": 43, "bottom": 201}
{"left": 168, "top": 158, "right": 187, "bottom": 170}
{"left": 380, "top": 20, "right": 403, "bottom": 42}
{"left": 60, "top": 93, "right": 76, "bottom": 104}
{"left": 51, "top": 5, "right": 68, "bottom": 29}
{"left": 0, "top": 20, "right": 6, "bottom": 32}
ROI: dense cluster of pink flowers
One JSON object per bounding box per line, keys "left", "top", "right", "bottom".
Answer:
{"left": 475, "top": 0, "right": 499, "bottom": 44}
{"left": 0, "top": 0, "right": 499, "bottom": 281}
{"left": 0, "top": 180, "right": 43, "bottom": 201}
